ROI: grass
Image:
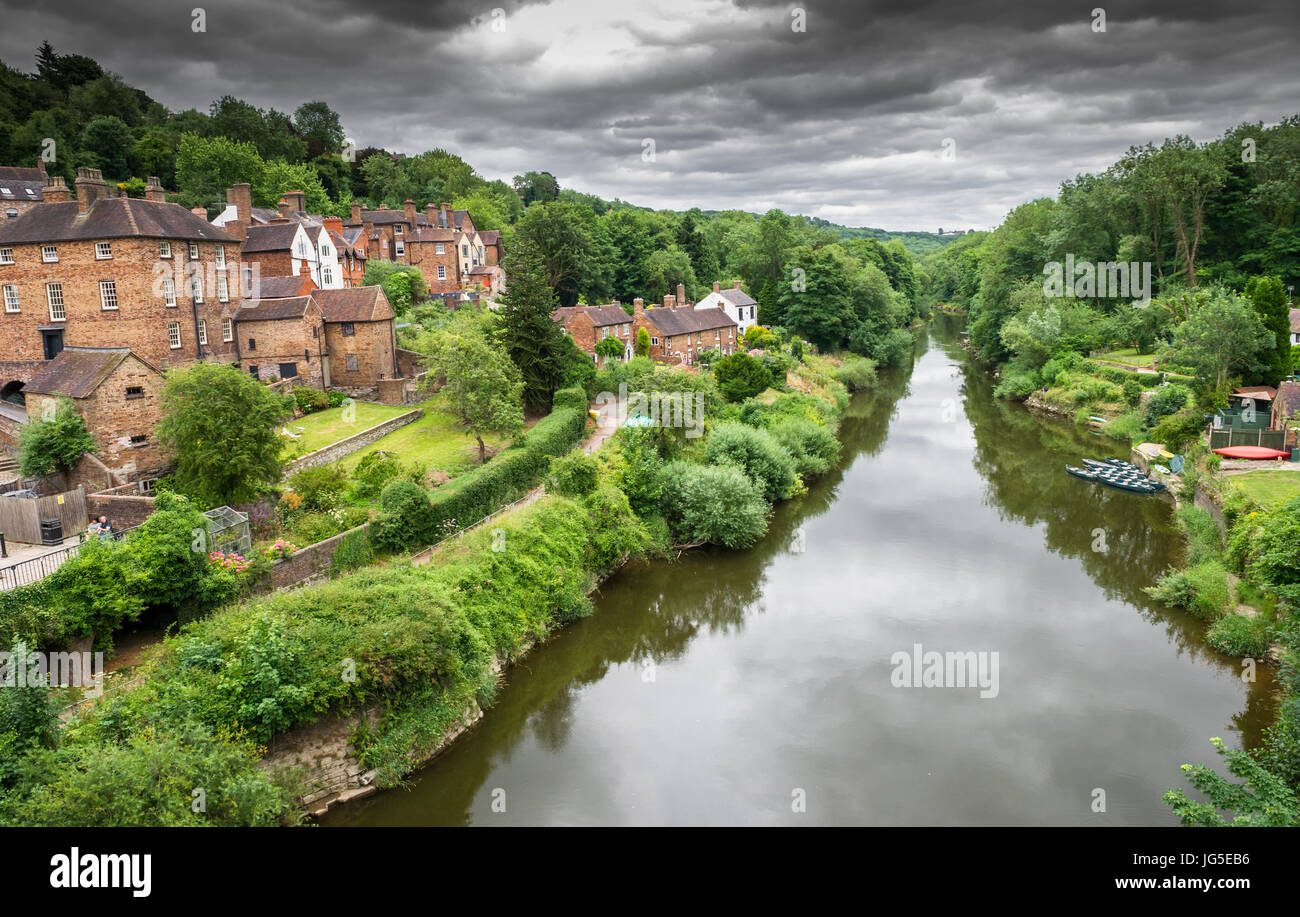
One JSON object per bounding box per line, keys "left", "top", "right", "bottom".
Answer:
{"left": 334, "top": 403, "right": 539, "bottom": 478}
{"left": 1229, "top": 469, "right": 1300, "bottom": 509}
{"left": 287, "top": 400, "right": 423, "bottom": 454}
{"left": 1097, "top": 348, "right": 1159, "bottom": 368}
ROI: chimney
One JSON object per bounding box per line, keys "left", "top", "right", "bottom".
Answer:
{"left": 144, "top": 176, "right": 166, "bottom": 203}
{"left": 350, "top": 201, "right": 362, "bottom": 224}
{"left": 74, "top": 166, "right": 107, "bottom": 214}
{"left": 439, "top": 202, "right": 450, "bottom": 228}
{"left": 404, "top": 198, "right": 417, "bottom": 226}
{"left": 426, "top": 203, "right": 437, "bottom": 224}
{"left": 713, "top": 281, "right": 721, "bottom": 294}
{"left": 284, "top": 190, "right": 305, "bottom": 214}
{"left": 275, "top": 199, "right": 291, "bottom": 222}
{"left": 42, "top": 174, "right": 70, "bottom": 204}
{"left": 322, "top": 216, "right": 343, "bottom": 237}
{"left": 190, "top": 206, "right": 207, "bottom": 218}
{"left": 733, "top": 280, "right": 742, "bottom": 289}
{"left": 633, "top": 297, "right": 644, "bottom": 315}
{"left": 677, "top": 283, "right": 686, "bottom": 305}
{"left": 663, "top": 294, "right": 676, "bottom": 309}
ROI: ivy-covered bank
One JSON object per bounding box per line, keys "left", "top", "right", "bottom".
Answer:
{"left": 0, "top": 337, "right": 873, "bottom": 825}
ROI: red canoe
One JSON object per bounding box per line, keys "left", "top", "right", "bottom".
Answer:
{"left": 1212, "top": 446, "right": 1292, "bottom": 460}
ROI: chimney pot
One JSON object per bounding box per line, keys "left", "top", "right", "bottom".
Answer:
{"left": 42, "top": 174, "right": 71, "bottom": 203}
{"left": 74, "top": 167, "right": 107, "bottom": 214}
{"left": 733, "top": 280, "right": 742, "bottom": 289}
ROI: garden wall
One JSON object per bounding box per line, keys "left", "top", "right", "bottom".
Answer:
{"left": 262, "top": 522, "right": 371, "bottom": 592}
{"left": 282, "top": 409, "right": 423, "bottom": 476}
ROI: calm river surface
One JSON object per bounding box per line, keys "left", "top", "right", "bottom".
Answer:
{"left": 326, "top": 315, "right": 1275, "bottom": 826}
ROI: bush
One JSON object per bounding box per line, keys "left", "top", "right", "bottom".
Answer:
{"left": 1144, "top": 384, "right": 1191, "bottom": 426}
{"left": 1147, "top": 406, "right": 1207, "bottom": 452}
{"left": 713, "top": 352, "right": 772, "bottom": 402}
{"left": 614, "top": 427, "right": 664, "bottom": 516}
{"left": 833, "top": 356, "right": 877, "bottom": 392}
{"left": 1145, "top": 561, "right": 1231, "bottom": 620}
{"left": 705, "top": 423, "right": 799, "bottom": 501}
{"left": 351, "top": 451, "right": 415, "bottom": 500}
{"left": 659, "top": 460, "right": 769, "bottom": 548}
{"left": 287, "top": 464, "right": 348, "bottom": 512}
{"left": 1102, "top": 410, "right": 1145, "bottom": 443}
{"left": 371, "top": 481, "right": 433, "bottom": 552}
{"left": 994, "top": 371, "right": 1039, "bottom": 400}
{"left": 1176, "top": 506, "right": 1223, "bottom": 566}
{"left": 329, "top": 526, "right": 373, "bottom": 578}
{"left": 17, "top": 397, "right": 96, "bottom": 477}
{"left": 293, "top": 386, "right": 329, "bottom": 414}
{"left": 1207, "top": 614, "right": 1271, "bottom": 657}
{"left": 872, "top": 328, "right": 914, "bottom": 368}
{"left": 1122, "top": 379, "right": 1144, "bottom": 408}
{"left": 769, "top": 417, "right": 840, "bottom": 478}
{"left": 546, "top": 451, "right": 599, "bottom": 497}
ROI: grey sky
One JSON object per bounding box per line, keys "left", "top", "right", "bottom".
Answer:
{"left": 1, "top": 0, "right": 1296, "bottom": 231}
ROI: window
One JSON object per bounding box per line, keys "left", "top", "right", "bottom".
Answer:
{"left": 436, "top": 265, "right": 446, "bottom": 280}
{"left": 222, "top": 318, "right": 233, "bottom": 342}
{"left": 163, "top": 278, "right": 176, "bottom": 307}
{"left": 320, "top": 244, "right": 328, "bottom": 257}
{"left": 322, "top": 267, "right": 333, "bottom": 285}
{"left": 435, "top": 243, "right": 444, "bottom": 254}
{"left": 167, "top": 322, "right": 181, "bottom": 349}
{"left": 650, "top": 337, "right": 659, "bottom": 346}
{"left": 99, "top": 280, "right": 118, "bottom": 310}
{"left": 46, "top": 282, "right": 64, "bottom": 320}
{"left": 394, "top": 241, "right": 405, "bottom": 257}
{"left": 197, "top": 319, "right": 207, "bottom": 345}
{"left": 2, "top": 285, "right": 17, "bottom": 312}
{"left": 248, "top": 337, "right": 256, "bottom": 350}
{"left": 394, "top": 224, "right": 403, "bottom": 236}
{"left": 95, "top": 242, "right": 112, "bottom": 260}
{"left": 0, "top": 248, "right": 12, "bottom": 264}
{"left": 248, "top": 365, "right": 259, "bottom": 380}
{"left": 461, "top": 244, "right": 469, "bottom": 257}
{"left": 217, "top": 275, "right": 228, "bottom": 302}
{"left": 346, "top": 354, "right": 358, "bottom": 372}
{"left": 381, "top": 239, "right": 388, "bottom": 255}
{"left": 214, "top": 244, "right": 225, "bottom": 268}
{"left": 41, "top": 245, "right": 58, "bottom": 263}
{"left": 191, "top": 270, "right": 203, "bottom": 303}
{"left": 125, "top": 386, "right": 144, "bottom": 399}
{"left": 129, "top": 434, "right": 148, "bottom": 446}
{"left": 341, "top": 322, "right": 355, "bottom": 336}
{"left": 278, "top": 362, "right": 298, "bottom": 379}
{"left": 188, "top": 242, "right": 199, "bottom": 260}
{"left": 3, "top": 209, "right": 14, "bottom": 219}
{"left": 159, "top": 241, "right": 171, "bottom": 259}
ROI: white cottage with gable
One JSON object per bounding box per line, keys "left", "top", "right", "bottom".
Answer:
{"left": 695, "top": 280, "right": 758, "bottom": 334}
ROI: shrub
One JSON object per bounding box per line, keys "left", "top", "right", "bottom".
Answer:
{"left": 17, "top": 397, "right": 96, "bottom": 477}
{"left": 659, "top": 460, "right": 769, "bottom": 548}
{"left": 705, "top": 423, "right": 799, "bottom": 501}
{"left": 1122, "top": 379, "right": 1143, "bottom": 407}
{"left": 371, "top": 480, "right": 433, "bottom": 552}
{"left": 43, "top": 538, "right": 143, "bottom": 646}
{"left": 264, "top": 540, "right": 298, "bottom": 561}
{"left": 769, "top": 417, "right": 840, "bottom": 478}
{"left": 351, "top": 451, "right": 412, "bottom": 500}
{"left": 293, "top": 386, "right": 329, "bottom": 414}
{"left": 872, "top": 328, "right": 914, "bottom": 368}
{"left": 1207, "top": 614, "right": 1271, "bottom": 657}
{"left": 582, "top": 485, "right": 652, "bottom": 570}
{"left": 1175, "top": 506, "right": 1223, "bottom": 566}
{"left": 329, "top": 526, "right": 373, "bottom": 578}
{"left": 290, "top": 512, "right": 346, "bottom": 545}
{"left": 546, "top": 451, "right": 599, "bottom": 497}
{"left": 833, "top": 356, "right": 877, "bottom": 392}
{"left": 1102, "top": 410, "right": 1145, "bottom": 443}
{"left": 994, "top": 371, "right": 1039, "bottom": 400}
{"left": 327, "top": 390, "right": 348, "bottom": 408}
{"left": 1145, "top": 561, "right": 1231, "bottom": 620}
{"left": 287, "top": 464, "right": 348, "bottom": 512}
{"left": 1148, "top": 406, "right": 1207, "bottom": 451}
{"left": 614, "top": 427, "right": 664, "bottom": 516}
{"left": 713, "top": 352, "right": 772, "bottom": 402}
{"left": 1144, "top": 384, "right": 1191, "bottom": 426}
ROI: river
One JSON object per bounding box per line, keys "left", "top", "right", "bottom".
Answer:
{"left": 324, "top": 314, "right": 1276, "bottom": 826}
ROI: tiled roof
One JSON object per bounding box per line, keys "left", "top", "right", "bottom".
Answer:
{"left": 412, "top": 226, "right": 455, "bottom": 243}
{"left": 478, "top": 230, "right": 501, "bottom": 245}
{"left": 641, "top": 306, "right": 736, "bottom": 336}
{"left": 0, "top": 167, "right": 45, "bottom": 182}
{"left": 0, "top": 198, "right": 237, "bottom": 244}
{"left": 249, "top": 275, "right": 316, "bottom": 299}
{"left": 241, "top": 222, "right": 301, "bottom": 253}
{"left": 1232, "top": 386, "right": 1277, "bottom": 401}
{"left": 234, "top": 296, "right": 315, "bottom": 321}
{"left": 719, "top": 287, "right": 758, "bottom": 307}
{"left": 313, "top": 286, "right": 394, "bottom": 323}
{"left": 552, "top": 304, "right": 632, "bottom": 327}
{"left": 0, "top": 166, "right": 43, "bottom": 203}
{"left": 23, "top": 347, "right": 157, "bottom": 398}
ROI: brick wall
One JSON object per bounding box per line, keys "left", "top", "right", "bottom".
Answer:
{"left": 85, "top": 492, "right": 155, "bottom": 528}
{"left": 237, "top": 308, "right": 326, "bottom": 387}
{"left": 324, "top": 320, "right": 396, "bottom": 395}
{"left": 282, "top": 408, "right": 423, "bottom": 475}
{"left": 263, "top": 522, "right": 370, "bottom": 591}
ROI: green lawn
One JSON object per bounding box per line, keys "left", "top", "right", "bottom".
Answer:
{"left": 1230, "top": 469, "right": 1300, "bottom": 508}
{"left": 287, "top": 400, "right": 421, "bottom": 453}
{"left": 1097, "top": 348, "right": 1158, "bottom": 368}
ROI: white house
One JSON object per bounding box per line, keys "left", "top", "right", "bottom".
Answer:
{"left": 695, "top": 280, "right": 759, "bottom": 334}
{"left": 1290, "top": 307, "right": 1299, "bottom": 346}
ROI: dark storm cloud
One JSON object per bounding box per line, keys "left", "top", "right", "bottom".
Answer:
{"left": 1, "top": 0, "right": 1296, "bottom": 229}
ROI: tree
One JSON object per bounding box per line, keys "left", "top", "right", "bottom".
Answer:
{"left": 292, "top": 101, "right": 344, "bottom": 157}
{"left": 492, "top": 242, "right": 569, "bottom": 412}
{"left": 174, "top": 133, "right": 264, "bottom": 209}
{"left": 712, "top": 352, "right": 772, "bottom": 402}
{"left": 1160, "top": 289, "right": 1272, "bottom": 391}
{"left": 512, "top": 200, "right": 612, "bottom": 307}
{"left": 1244, "top": 275, "right": 1291, "bottom": 385}
{"left": 1155, "top": 136, "right": 1227, "bottom": 286}
{"left": 77, "top": 116, "right": 132, "bottom": 180}
{"left": 635, "top": 326, "right": 651, "bottom": 357}
{"left": 1164, "top": 738, "right": 1300, "bottom": 826}
{"left": 359, "top": 153, "right": 414, "bottom": 208}
{"left": 513, "top": 170, "right": 559, "bottom": 206}
{"left": 18, "top": 398, "right": 96, "bottom": 479}
{"left": 254, "top": 160, "right": 332, "bottom": 214}
{"left": 595, "top": 336, "right": 624, "bottom": 363}
{"left": 156, "top": 363, "right": 291, "bottom": 505}
{"left": 419, "top": 331, "right": 523, "bottom": 463}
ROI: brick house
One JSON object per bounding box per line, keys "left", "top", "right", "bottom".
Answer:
{"left": 22, "top": 346, "right": 168, "bottom": 480}
{"left": 0, "top": 168, "right": 243, "bottom": 396}
{"left": 217, "top": 185, "right": 354, "bottom": 290}
{"left": 344, "top": 200, "right": 500, "bottom": 296}
{"left": 0, "top": 163, "right": 46, "bottom": 223}
{"left": 553, "top": 303, "right": 636, "bottom": 363}
{"left": 631, "top": 296, "right": 739, "bottom": 365}
{"left": 313, "top": 287, "right": 399, "bottom": 399}
{"left": 231, "top": 295, "right": 327, "bottom": 387}
{"left": 1272, "top": 381, "right": 1300, "bottom": 430}
{"left": 695, "top": 280, "right": 759, "bottom": 334}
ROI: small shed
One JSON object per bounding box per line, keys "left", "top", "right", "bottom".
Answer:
{"left": 204, "top": 505, "right": 251, "bottom": 555}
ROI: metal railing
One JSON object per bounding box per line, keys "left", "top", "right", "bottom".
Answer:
{"left": 0, "top": 523, "right": 140, "bottom": 591}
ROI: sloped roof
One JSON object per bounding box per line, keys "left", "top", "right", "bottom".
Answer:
{"left": 24, "top": 347, "right": 158, "bottom": 398}
{"left": 249, "top": 274, "right": 317, "bottom": 299}
{"left": 241, "top": 222, "right": 301, "bottom": 253}
{"left": 0, "top": 167, "right": 45, "bottom": 182}
{"left": 0, "top": 167, "right": 43, "bottom": 204}
{"left": 234, "top": 295, "right": 316, "bottom": 321}
{"left": 1231, "top": 386, "right": 1277, "bottom": 401}
{"left": 412, "top": 226, "right": 454, "bottom": 243}
{"left": 313, "top": 286, "right": 394, "bottom": 323}
{"left": 720, "top": 287, "right": 758, "bottom": 307}
{"left": 0, "top": 198, "right": 237, "bottom": 244}
{"left": 641, "top": 306, "right": 736, "bottom": 336}
{"left": 552, "top": 304, "right": 632, "bottom": 327}
{"left": 478, "top": 230, "right": 501, "bottom": 245}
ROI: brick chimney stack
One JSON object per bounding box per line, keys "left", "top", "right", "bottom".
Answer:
{"left": 74, "top": 167, "right": 107, "bottom": 214}
{"left": 733, "top": 280, "right": 742, "bottom": 289}
{"left": 144, "top": 176, "right": 166, "bottom": 203}
{"left": 439, "top": 202, "right": 450, "bottom": 228}
{"left": 42, "top": 174, "right": 70, "bottom": 204}
{"left": 713, "top": 281, "right": 721, "bottom": 294}
{"left": 274, "top": 199, "right": 291, "bottom": 222}
{"left": 663, "top": 293, "right": 676, "bottom": 309}
{"left": 677, "top": 283, "right": 686, "bottom": 305}
{"left": 633, "top": 297, "right": 644, "bottom": 314}
{"left": 322, "top": 216, "right": 343, "bottom": 236}
{"left": 283, "top": 190, "right": 305, "bottom": 214}
{"left": 223, "top": 183, "right": 252, "bottom": 240}
{"left": 350, "top": 201, "right": 362, "bottom": 224}
{"left": 426, "top": 203, "right": 437, "bottom": 224}
{"left": 404, "top": 198, "right": 417, "bottom": 227}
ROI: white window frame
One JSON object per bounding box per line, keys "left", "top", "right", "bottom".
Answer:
{"left": 394, "top": 240, "right": 405, "bottom": 257}
{"left": 163, "top": 277, "right": 176, "bottom": 307}
{"left": 3, "top": 284, "right": 18, "bottom": 312}
{"left": 167, "top": 321, "right": 181, "bottom": 349}
{"left": 46, "top": 282, "right": 65, "bottom": 321}
{"left": 159, "top": 241, "right": 172, "bottom": 259}
{"left": 95, "top": 242, "right": 112, "bottom": 260}
{"left": 435, "top": 243, "right": 444, "bottom": 254}
{"left": 217, "top": 274, "right": 229, "bottom": 302}
{"left": 188, "top": 242, "right": 199, "bottom": 261}
{"left": 651, "top": 336, "right": 659, "bottom": 346}
{"left": 99, "top": 280, "right": 118, "bottom": 311}
{"left": 191, "top": 271, "right": 204, "bottom": 303}
{"left": 222, "top": 317, "right": 233, "bottom": 342}
{"left": 197, "top": 319, "right": 208, "bottom": 345}
{"left": 322, "top": 267, "right": 333, "bottom": 285}
{"left": 41, "top": 245, "right": 58, "bottom": 263}
{"left": 0, "top": 247, "right": 12, "bottom": 264}
{"left": 214, "top": 244, "right": 225, "bottom": 268}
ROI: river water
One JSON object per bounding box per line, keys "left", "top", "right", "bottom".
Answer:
{"left": 325, "top": 315, "right": 1275, "bottom": 826}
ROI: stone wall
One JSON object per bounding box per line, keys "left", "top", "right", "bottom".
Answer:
{"left": 282, "top": 408, "right": 422, "bottom": 475}
{"left": 262, "top": 522, "right": 370, "bottom": 591}
{"left": 86, "top": 490, "right": 156, "bottom": 529}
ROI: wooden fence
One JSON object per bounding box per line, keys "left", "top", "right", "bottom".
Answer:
{"left": 0, "top": 486, "right": 88, "bottom": 544}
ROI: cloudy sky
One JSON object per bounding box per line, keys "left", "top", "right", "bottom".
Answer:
{"left": 1, "top": 0, "right": 1297, "bottom": 231}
